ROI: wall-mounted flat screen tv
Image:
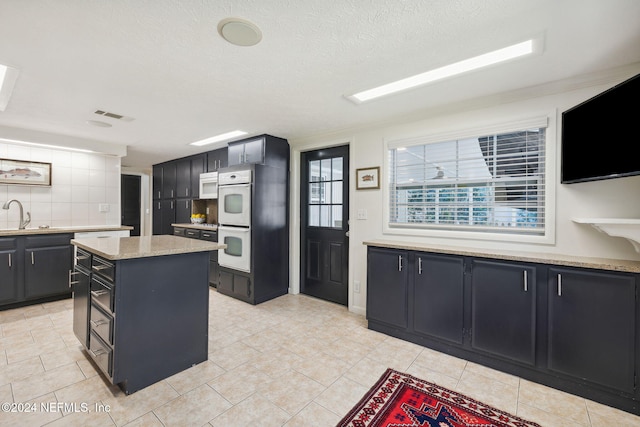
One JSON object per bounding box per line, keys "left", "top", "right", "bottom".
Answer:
{"left": 561, "top": 72, "right": 640, "bottom": 184}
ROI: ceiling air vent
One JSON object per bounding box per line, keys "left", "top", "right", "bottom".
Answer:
{"left": 94, "top": 109, "right": 135, "bottom": 122}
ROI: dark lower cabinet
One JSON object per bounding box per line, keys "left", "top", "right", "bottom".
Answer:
{"left": 218, "top": 268, "right": 252, "bottom": 302}
{"left": 72, "top": 262, "right": 91, "bottom": 348}
{"left": 366, "top": 245, "right": 640, "bottom": 415}
{"left": 470, "top": 259, "right": 536, "bottom": 366}
{"left": 174, "top": 226, "right": 219, "bottom": 287}
{"left": 0, "top": 240, "right": 19, "bottom": 304}
{"left": 366, "top": 247, "right": 409, "bottom": 330}
{"left": 413, "top": 253, "right": 464, "bottom": 344}
{"left": 0, "top": 234, "right": 73, "bottom": 309}
{"left": 548, "top": 267, "right": 636, "bottom": 394}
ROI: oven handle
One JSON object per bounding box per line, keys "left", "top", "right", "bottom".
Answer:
{"left": 218, "top": 225, "right": 250, "bottom": 233}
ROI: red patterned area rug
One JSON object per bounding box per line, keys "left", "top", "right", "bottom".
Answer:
{"left": 338, "top": 368, "right": 541, "bottom": 427}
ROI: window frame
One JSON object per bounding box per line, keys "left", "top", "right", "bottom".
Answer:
{"left": 382, "top": 114, "right": 557, "bottom": 245}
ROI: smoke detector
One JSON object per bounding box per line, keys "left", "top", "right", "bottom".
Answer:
{"left": 218, "top": 18, "right": 262, "bottom": 47}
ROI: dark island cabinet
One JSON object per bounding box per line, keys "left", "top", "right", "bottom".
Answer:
{"left": 471, "top": 259, "right": 537, "bottom": 366}
{"left": 0, "top": 238, "right": 19, "bottom": 304}
{"left": 366, "top": 247, "right": 409, "bottom": 330}
{"left": 365, "top": 244, "right": 640, "bottom": 415}
{"left": 173, "top": 226, "right": 219, "bottom": 288}
{"left": 413, "top": 253, "right": 464, "bottom": 345}
{"left": 547, "top": 267, "right": 636, "bottom": 394}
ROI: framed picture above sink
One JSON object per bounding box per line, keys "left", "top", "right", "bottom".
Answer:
{"left": 0, "top": 158, "right": 52, "bottom": 186}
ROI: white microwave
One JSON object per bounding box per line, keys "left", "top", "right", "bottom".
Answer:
{"left": 198, "top": 172, "right": 218, "bottom": 199}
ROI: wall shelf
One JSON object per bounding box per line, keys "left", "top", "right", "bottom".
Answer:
{"left": 573, "top": 218, "right": 640, "bottom": 253}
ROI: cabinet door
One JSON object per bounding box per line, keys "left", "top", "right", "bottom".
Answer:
{"left": 162, "top": 163, "right": 177, "bottom": 199}
{"left": 72, "top": 265, "right": 90, "bottom": 348}
{"left": 0, "top": 249, "right": 19, "bottom": 304}
{"left": 243, "top": 139, "right": 264, "bottom": 164}
{"left": 548, "top": 267, "right": 636, "bottom": 393}
{"left": 152, "top": 165, "right": 162, "bottom": 200}
{"left": 191, "top": 155, "right": 205, "bottom": 198}
{"left": 175, "top": 199, "right": 191, "bottom": 224}
{"left": 207, "top": 147, "right": 228, "bottom": 171}
{"left": 413, "top": 253, "right": 464, "bottom": 344}
{"left": 471, "top": 259, "right": 536, "bottom": 366}
{"left": 24, "top": 245, "right": 73, "bottom": 299}
{"left": 175, "top": 159, "right": 192, "bottom": 198}
{"left": 152, "top": 200, "right": 163, "bottom": 235}
{"left": 366, "top": 247, "right": 408, "bottom": 329}
{"left": 227, "top": 143, "right": 244, "bottom": 166}
{"left": 160, "top": 200, "right": 176, "bottom": 235}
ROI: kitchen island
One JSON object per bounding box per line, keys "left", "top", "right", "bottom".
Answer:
{"left": 70, "top": 235, "right": 225, "bottom": 394}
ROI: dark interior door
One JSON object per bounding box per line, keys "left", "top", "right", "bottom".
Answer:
{"left": 121, "top": 174, "right": 141, "bottom": 236}
{"left": 301, "top": 145, "right": 349, "bottom": 305}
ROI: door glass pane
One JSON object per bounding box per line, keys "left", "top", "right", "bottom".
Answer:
{"left": 332, "top": 205, "right": 342, "bottom": 228}
{"left": 224, "top": 194, "right": 244, "bottom": 214}
{"left": 309, "top": 160, "right": 321, "bottom": 182}
{"left": 308, "top": 205, "right": 320, "bottom": 227}
{"left": 309, "top": 183, "right": 321, "bottom": 203}
{"left": 332, "top": 181, "right": 342, "bottom": 204}
{"left": 321, "top": 159, "right": 331, "bottom": 181}
{"left": 320, "top": 205, "right": 330, "bottom": 227}
{"left": 332, "top": 158, "right": 343, "bottom": 181}
{"left": 224, "top": 236, "right": 242, "bottom": 257}
{"left": 321, "top": 182, "right": 331, "bottom": 204}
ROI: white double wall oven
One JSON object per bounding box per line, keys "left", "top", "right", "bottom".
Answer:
{"left": 217, "top": 169, "right": 252, "bottom": 273}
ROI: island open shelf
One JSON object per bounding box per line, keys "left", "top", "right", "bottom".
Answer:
{"left": 70, "top": 235, "right": 225, "bottom": 394}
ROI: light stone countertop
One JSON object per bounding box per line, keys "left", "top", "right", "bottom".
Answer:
{"left": 0, "top": 225, "right": 133, "bottom": 237}
{"left": 71, "top": 235, "right": 226, "bottom": 261}
{"left": 364, "top": 239, "right": 640, "bottom": 273}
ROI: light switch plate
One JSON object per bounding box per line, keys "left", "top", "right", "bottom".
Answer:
{"left": 99, "top": 203, "right": 110, "bottom": 213}
{"left": 357, "top": 209, "right": 368, "bottom": 220}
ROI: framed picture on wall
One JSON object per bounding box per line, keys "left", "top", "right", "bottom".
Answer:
{"left": 356, "top": 166, "right": 380, "bottom": 190}
{"left": 0, "top": 158, "right": 52, "bottom": 186}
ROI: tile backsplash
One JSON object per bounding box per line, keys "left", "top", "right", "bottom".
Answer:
{"left": 0, "top": 142, "right": 121, "bottom": 229}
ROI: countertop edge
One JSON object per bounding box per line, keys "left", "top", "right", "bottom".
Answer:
{"left": 71, "top": 236, "right": 226, "bottom": 261}
{"left": 1, "top": 226, "right": 134, "bottom": 237}
{"left": 363, "top": 239, "right": 640, "bottom": 273}
{"left": 171, "top": 223, "right": 218, "bottom": 231}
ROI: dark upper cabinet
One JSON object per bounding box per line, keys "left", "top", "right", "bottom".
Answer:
{"left": 207, "top": 147, "right": 228, "bottom": 172}
{"left": 413, "top": 252, "right": 465, "bottom": 345}
{"left": 190, "top": 154, "right": 205, "bottom": 198}
{"left": 175, "top": 159, "right": 191, "bottom": 198}
{"left": 366, "top": 247, "right": 409, "bottom": 329}
{"left": 227, "top": 135, "right": 289, "bottom": 169}
{"left": 152, "top": 165, "right": 162, "bottom": 200}
{"left": 547, "top": 267, "right": 636, "bottom": 393}
{"left": 470, "top": 259, "right": 537, "bottom": 366}
{"left": 161, "top": 162, "right": 177, "bottom": 199}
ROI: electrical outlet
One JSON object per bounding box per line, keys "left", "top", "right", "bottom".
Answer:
{"left": 354, "top": 280, "right": 361, "bottom": 293}
{"left": 99, "top": 203, "right": 110, "bottom": 213}
{"left": 357, "top": 209, "right": 368, "bottom": 220}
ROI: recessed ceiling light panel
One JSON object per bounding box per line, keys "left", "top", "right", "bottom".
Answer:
{"left": 87, "top": 120, "right": 112, "bottom": 128}
{"left": 0, "top": 63, "right": 19, "bottom": 112}
{"left": 218, "top": 18, "right": 262, "bottom": 47}
{"left": 189, "top": 130, "right": 248, "bottom": 147}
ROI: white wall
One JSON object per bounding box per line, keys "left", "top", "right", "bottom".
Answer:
{"left": 0, "top": 142, "right": 121, "bottom": 229}
{"left": 290, "top": 67, "right": 640, "bottom": 315}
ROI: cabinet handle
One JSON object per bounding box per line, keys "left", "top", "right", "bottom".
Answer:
{"left": 90, "top": 289, "right": 108, "bottom": 297}
{"left": 7, "top": 253, "right": 11, "bottom": 268}
{"left": 398, "top": 255, "right": 403, "bottom": 272}
{"left": 157, "top": 190, "right": 161, "bottom": 199}
{"left": 171, "top": 201, "right": 174, "bottom": 209}
{"left": 557, "top": 273, "right": 562, "bottom": 296}
{"left": 418, "top": 257, "right": 423, "bottom": 275}
{"left": 89, "top": 348, "right": 107, "bottom": 358}
{"left": 523, "top": 270, "right": 528, "bottom": 292}
{"left": 239, "top": 153, "right": 242, "bottom": 164}
{"left": 90, "top": 319, "right": 109, "bottom": 327}
{"left": 76, "top": 254, "right": 90, "bottom": 261}
{"left": 31, "top": 252, "right": 35, "bottom": 265}
{"left": 171, "top": 189, "right": 174, "bottom": 198}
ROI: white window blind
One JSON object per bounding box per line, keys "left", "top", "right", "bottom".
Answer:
{"left": 388, "top": 127, "right": 546, "bottom": 234}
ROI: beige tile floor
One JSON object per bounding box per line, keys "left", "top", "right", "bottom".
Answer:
{"left": 1, "top": 289, "right": 639, "bottom": 427}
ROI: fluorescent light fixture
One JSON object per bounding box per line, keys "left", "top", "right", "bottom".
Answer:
{"left": 189, "top": 130, "right": 248, "bottom": 146}
{"left": 0, "top": 137, "right": 96, "bottom": 153}
{"left": 347, "top": 39, "right": 537, "bottom": 103}
{"left": 0, "top": 63, "right": 19, "bottom": 111}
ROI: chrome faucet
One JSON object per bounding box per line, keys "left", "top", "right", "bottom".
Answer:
{"left": 2, "top": 199, "right": 31, "bottom": 229}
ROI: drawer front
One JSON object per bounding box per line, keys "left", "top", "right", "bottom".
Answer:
{"left": 89, "top": 330, "right": 113, "bottom": 377}
{"left": 0, "top": 237, "right": 17, "bottom": 250}
{"left": 92, "top": 256, "right": 115, "bottom": 282}
{"left": 185, "top": 229, "right": 201, "bottom": 239}
{"left": 173, "top": 227, "right": 185, "bottom": 236}
{"left": 75, "top": 247, "right": 92, "bottom": 269}
{"left": 90, "top": 303, "right": 114, "bottom": 345}
{"left": 25, "top": 234, "right": 73, "bottom": 248}
{"left": 91, "top": 276, "right": 114, "bottom": 314}
{"left": 200, "top": 231, "right": 217, "bottom": 242}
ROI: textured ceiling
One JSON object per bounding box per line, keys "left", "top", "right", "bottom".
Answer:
{"left": 0, "top": 0, "right": 639, "bottom": 167}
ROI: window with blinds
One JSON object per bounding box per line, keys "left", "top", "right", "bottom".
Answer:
{"left": 388, "top": 127, "right": 546, "bottom": 234}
